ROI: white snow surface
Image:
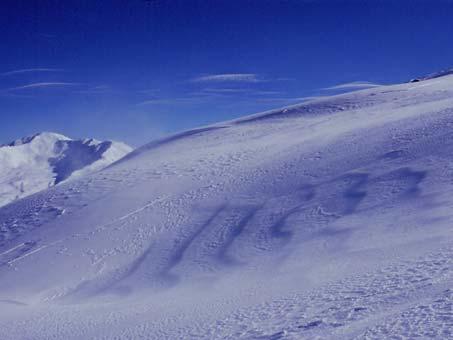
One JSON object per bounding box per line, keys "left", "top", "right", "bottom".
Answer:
{"left": 0, "top": 75, "right": 453, "bottom": 339}
{"left": 0, "top": 132, "right": 132, "bottom": 207}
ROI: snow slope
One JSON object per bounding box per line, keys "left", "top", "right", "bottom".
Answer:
{"left": 0, "top": 132, "right": 132, "bottom": 207}
{"left": 0, "top": 75, "right": 452, "bottom": 339}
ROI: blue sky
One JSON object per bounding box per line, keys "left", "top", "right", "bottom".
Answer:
{"left": 1, "top": 0, "right": 453, "bottom": 146}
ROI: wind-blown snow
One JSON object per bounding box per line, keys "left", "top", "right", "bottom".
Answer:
{"left": 0, "top": 132, "right": 132, "bottom": 207}
{"left": 0, "top": 75, "right": 452, "bottom": 339}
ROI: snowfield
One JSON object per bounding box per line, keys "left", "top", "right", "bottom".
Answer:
{"left": 0, "top": 75, "right": 452, "bottom": 339}
{"left": 0, "top": 132, "right": 132, "bottom": 207}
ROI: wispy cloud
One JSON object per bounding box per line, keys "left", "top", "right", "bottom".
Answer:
{"left": 322, "top": 81, "right": 381, "bottom": 91}
{"left": 191, "top": 73, "right": 261, "bottom": 83}
{"left": 252, "top": 90, "right": 283, "bottom": 96}
{"left": 136, "top": 97, "right": 200, "bottom": 106}
{"left": 72, "top": 85, "right": 115, "bottom": 95}
{"left": 1, "top": 68, "right": 65, "bottom": 76}
{"left": 7, "top": 82, "right": 80, "bottom": 91}
{"left": 200, "top": 88, "right": 250, "bottom": 94}
{"left": 198, "top": 88, "right": 282, "bottom": 96}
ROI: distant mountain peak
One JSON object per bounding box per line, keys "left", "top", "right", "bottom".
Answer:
{"left": 0, "top": 132, "right": 132, "bottom": 207}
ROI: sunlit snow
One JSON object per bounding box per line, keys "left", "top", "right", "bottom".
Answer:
{"left": 0, "top": 75, "right": 452, "bottom": 339}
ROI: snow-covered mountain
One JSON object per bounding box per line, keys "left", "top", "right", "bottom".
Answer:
{"left": 0, "top": 74, "right": 453, "bottom": 339}
{"left": 0, "top": 132, "right": 132, "bottom": 207}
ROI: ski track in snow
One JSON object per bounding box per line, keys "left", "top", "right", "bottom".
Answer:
{"left": 0, "top": 76, "right": 453, "bottom": 339}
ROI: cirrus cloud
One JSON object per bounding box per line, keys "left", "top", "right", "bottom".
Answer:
{"left": 191, "top": 73, "right": 260, "bottom": 83}
{"left": 7, "top": 82, "right": 80, "bottom": 91}
{"left": 1, "top": 68, "right": 65, "bottom": 76}
{"left": 322, "top": 81, "right": 381, "bottom": 91}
